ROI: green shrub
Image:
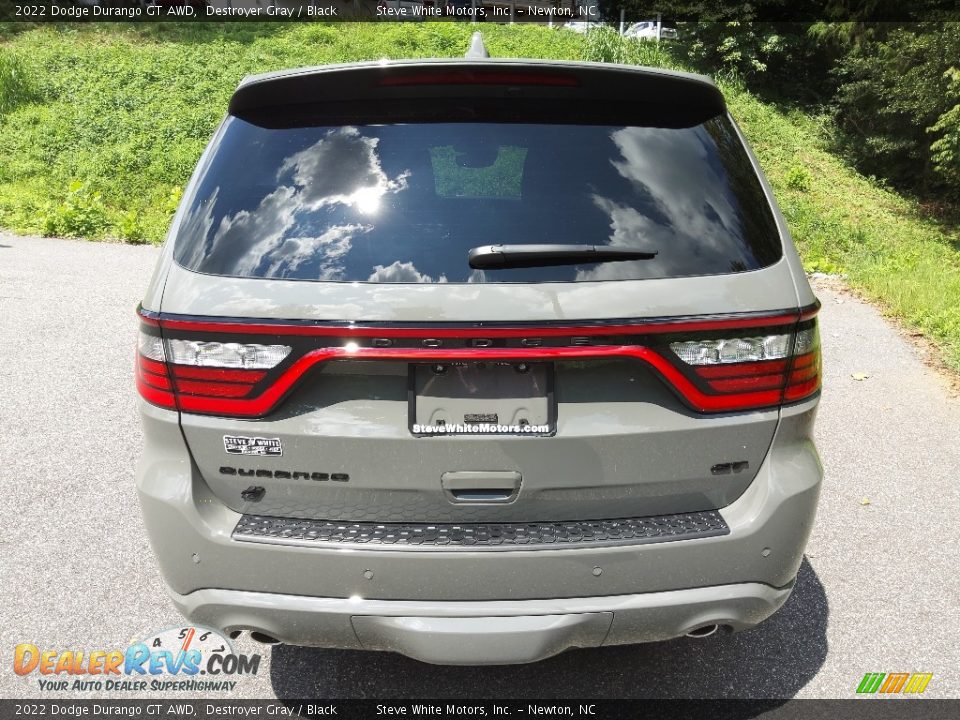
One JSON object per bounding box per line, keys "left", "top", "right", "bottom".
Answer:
{"left": 0, "top": 49, "right": 38, "bottom": 114}
{"left": 42, "top": 181, "right": 109, "bottom": 239}
{"left": 785, "top": 164, "right": 812, "bottom": 191}
{"left": 117, "top": 210, "right": 147, "bottom": 244}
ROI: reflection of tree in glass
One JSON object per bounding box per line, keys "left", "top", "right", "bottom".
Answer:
{"left": 429, "top": 146, "right": 527, "bottom": 200}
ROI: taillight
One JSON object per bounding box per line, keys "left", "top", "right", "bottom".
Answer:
{"left": 135, "top": 305, "right": 820, "bottom": 418}
{"left": 135, "top": 330, "right": 176, "bottom": 410}
{"left": 135, "top": 326, "right": 291, "bottom": 414}
{"left": 670, "top": 333, "right": 794, "bottom": 366}
{"left": 164, "top": 340, "right": 290, "bottom": 369}
{"left": 783, "top": 325, "right": 822, "bottom": 402}
{"left": 667, "top": 322, "right": 821, "bottom": 410}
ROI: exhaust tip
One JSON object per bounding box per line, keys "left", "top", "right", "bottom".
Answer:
{"left": 685, "top": 624, "right": 719, "bottom": 638}
{"left": 249, "top": 631, "right": 281, "bottom": 645}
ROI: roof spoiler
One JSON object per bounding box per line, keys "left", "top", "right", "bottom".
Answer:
{"left": 228, "top": 54, "right": 725, "bottom": 129}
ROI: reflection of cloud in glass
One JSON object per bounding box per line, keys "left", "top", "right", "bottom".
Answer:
{"left": 367, "top": 260, "right": 447, "bottom": 284}
{"left": 176, "top": 187, "right": 221, "bottom": 272}
{"left": 610, "top": 126, "right": 738, "bottom": 239}
{"left": 179, "top": 126, "right": 408, "bottom": 279}
{"left": 265, "top": 224, "right": 369, "bottom": 280}
{"left": 467, "top": 269, "right": 487, "bottom": 284}
{"left": 194, "top": 185, "right": 301, "bottom": 277}
{"left": 574, "top": 195, "right": 674, "bottom": 281}
{"left": 577, "top": 126, "right": 744, "bottom": 281}
{"left": 279, "top": 126, "right": 409, "bottom": 213}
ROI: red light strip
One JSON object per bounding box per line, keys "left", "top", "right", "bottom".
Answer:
{"left": 136, "top": 373, "right": 177, "bottom": 409}
{"left": 136, "top": 305, "right": 821, "bottom": 417}
{"left": 170, "top": 345, "right": 785, "bottom": 417}
{"left": 170, "top": 366, "right": 267, "bottom": 383}
{"left": 174, "top": 379, "right": 256, "bottom": 398}
{"left": 140, "top": 371, "right": 173, "bottom": 391}
{"left": 135, "top": 354, "right": 176, "bottom": 409}
{"left": 706, "top": 374, "right": 787, "bottom": 393}
{"left": 138, "top": 355, "right": 168, "bottom": 377}
{"left": 379, "top": 72, "right": 580, "bottom": 87}
{"left": 694, "top": 359, "right": 789, "bottom": 379}
{"left": 784, "top": 375, "right": 821, "bottom": 401}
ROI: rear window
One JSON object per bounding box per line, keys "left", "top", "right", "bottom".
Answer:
{"left": 174, "top": 116, "right": 782, "bottom": 283}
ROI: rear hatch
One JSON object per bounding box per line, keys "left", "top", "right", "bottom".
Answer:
{"left": 138, "top": 59, "right": 819, "bottom": 524}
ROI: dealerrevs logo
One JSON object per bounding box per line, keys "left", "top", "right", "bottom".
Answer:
{"left": 13, "top": 626, "right": 261, "bottom": 692}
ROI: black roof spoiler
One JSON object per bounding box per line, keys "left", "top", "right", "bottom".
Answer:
{"left": 228, "top": 37, "right": 725, "bottom": 129}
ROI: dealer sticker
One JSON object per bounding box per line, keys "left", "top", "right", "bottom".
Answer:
{"left": 223, "top": 436, "right": 283, "bottom": 457}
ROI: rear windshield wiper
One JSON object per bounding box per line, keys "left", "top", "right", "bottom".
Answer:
{"left": 468, "top": 244, "right": 658, "bottom": 270}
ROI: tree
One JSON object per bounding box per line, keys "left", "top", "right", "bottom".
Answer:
{"left": 929, "top": 67, "right": 960, "bottom": 194}
{"left": 831, "top": 24, "right": 960, "bottom": 197}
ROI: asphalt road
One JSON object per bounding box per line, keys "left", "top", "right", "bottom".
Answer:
{"left": 2, "top": 233, "right": 958, "bottom": 699}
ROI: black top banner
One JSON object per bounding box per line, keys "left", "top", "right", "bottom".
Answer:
{"left": 0, "top": 0, "right": 958, "bottom": 23}
{"left": 0, "top": 700, "right": 959, "bottom": 720}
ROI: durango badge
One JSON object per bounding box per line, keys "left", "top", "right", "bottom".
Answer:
{"left": 223, "top": 436, "right": 282, "bottom": 457}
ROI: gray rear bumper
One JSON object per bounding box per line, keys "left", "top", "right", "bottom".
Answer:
{"left": 169, "top": 581, "right": 792, "bottom": 665}
{"left": 137, "top": 398, "right": 820, "bottom": 662}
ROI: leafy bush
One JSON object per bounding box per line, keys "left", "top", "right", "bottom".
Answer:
{"left": 42, "top": 181, "right": 109, "bottom": 239}
{"left": 117, "top": 210, "right": 147, "bottom": 244}
{"left": 785, "top": 164, "right": 812, "bottom": 191}
{"left": 0, "top": 49, "right": 38, "bottom": 114}
{"left": 681, "top": 22, "right": 789, "bottom": 80}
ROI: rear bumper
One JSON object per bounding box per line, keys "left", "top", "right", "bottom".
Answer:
{"left": 136, "top": 397, "right": 821, "bottom": 661}
{"left": 170, "top": 581, "right": 792, "bottom": 665}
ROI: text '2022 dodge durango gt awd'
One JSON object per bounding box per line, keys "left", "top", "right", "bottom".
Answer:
{"left": 135, "top": 35, "right": 822, "bottom": 665}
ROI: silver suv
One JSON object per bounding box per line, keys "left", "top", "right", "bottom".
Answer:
{"left": 135, "top": 37, "right": 822, "bottom": 665}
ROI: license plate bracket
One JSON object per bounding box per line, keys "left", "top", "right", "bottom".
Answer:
{"left": 409, "top": 361, "right": 555, "bottom": 436}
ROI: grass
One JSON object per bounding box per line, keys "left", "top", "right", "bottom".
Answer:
{"left": 725, "top": 87, "right": 960, "bottom": 371}
{"left": 0, "top": 23, "right": 958, "bottom": 371}
{"left": 0, "top": 23, "right": 667, "bottom": 242}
